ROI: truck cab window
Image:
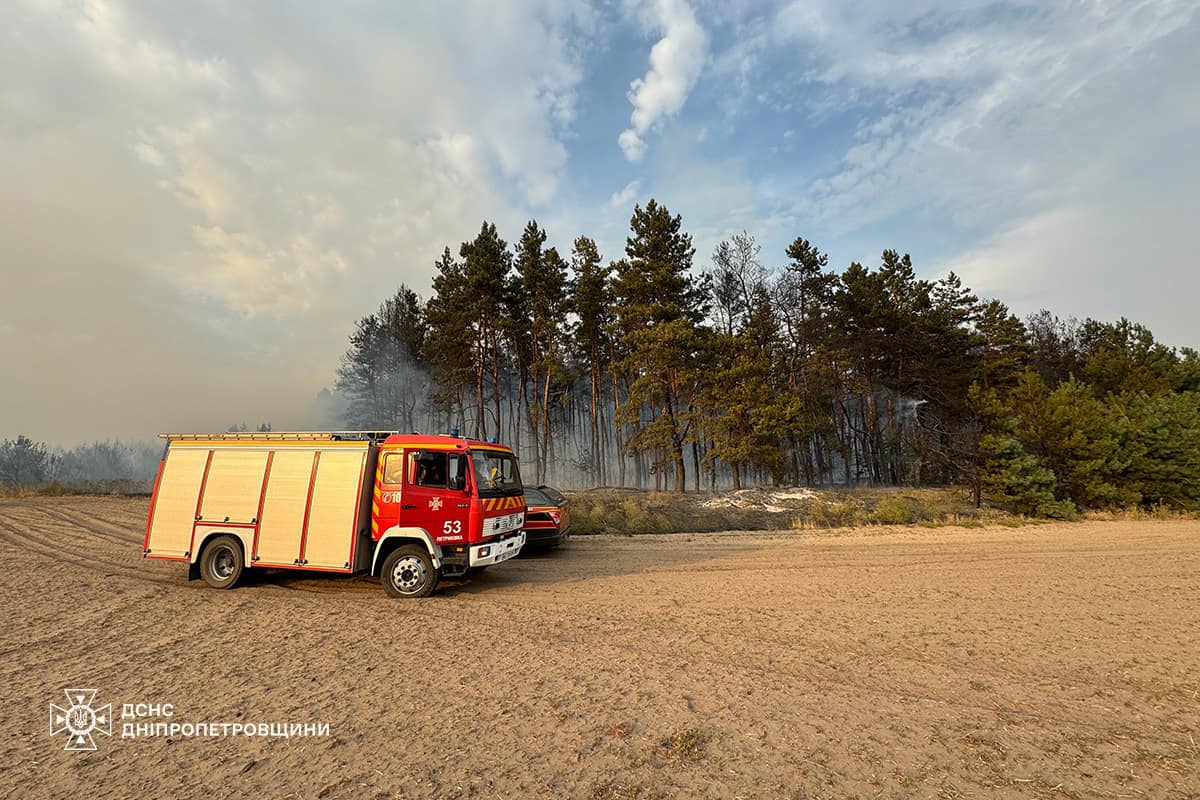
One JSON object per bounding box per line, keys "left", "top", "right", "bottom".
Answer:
{"left": 382, "top": 453, "right": 405, "bottom": 484}
{"left": 410, "top": 451, "right": 447, "bottom": 488}
{"left": 449, "top": 453, "right": 468, "bottom": 491}
{"left": 470, "top": 450, "right": 522, "bottom": 496}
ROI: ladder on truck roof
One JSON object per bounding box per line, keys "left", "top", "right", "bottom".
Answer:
{"left": 159, "top": 431, "right": 400, "bottom": 443}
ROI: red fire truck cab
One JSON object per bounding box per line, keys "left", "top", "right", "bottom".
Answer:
{"left": 142, "top": 431, "right": 526, "bottom": 598}
{"left": 370, "top": 433, "right": 527, "bottom": 595}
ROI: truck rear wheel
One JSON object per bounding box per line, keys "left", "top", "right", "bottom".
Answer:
{"left": 199, "top": 535, "right": 245, "bottom": 590}
{"left": 381, "top": 545, "right": 438, "bottom": 598}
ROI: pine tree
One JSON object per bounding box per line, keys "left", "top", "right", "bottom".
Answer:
{"left": 1079, "top": 318, "right": 1178, "bottom": 396}
{"left": 975, "top": 300, "right": 1031, "bottom": 392}
{"left": 512, "top": 221, "right": 549, "bottom": 474}
{"left": 535, "top": 246, "right": 570, "bottom": 481}
{"left": 1120, "top": 391, "right": 1200, "bottom": 509}
{"left": 972, "top": 386, "right": 1074, "bottom": 517}
{"left": 425, "top": 248, "right": 475, "bottom": 432}
{"left": 776, "top": 236, "right": 839, "bottom": 483}
{"left": 1007, "top": 374, "right": 1135, "bottom": 509}
{"left": 458, "top": 222, "right": 511, "bottom": 438}
{"left": 611, "top": 200, "right": 707, "bottom": 492}
{"left": 780, "top": 236, "right": 835, "bottom": 365}
{"left": 703, "top": 283, "right": 795, "bottom": 487}
{"left": 570, "top": 236, "right": 610, "bottom": 484}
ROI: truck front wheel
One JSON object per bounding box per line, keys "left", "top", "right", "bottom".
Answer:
{"left": 199, "top": 535, "right": 245, "bottom": 590}
{"left": 381, "top": 545, "right": 438, "bottom": 598}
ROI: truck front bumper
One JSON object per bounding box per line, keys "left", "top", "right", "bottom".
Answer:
{"left": 469, "top": 531, "right": 526, "bottom": 566}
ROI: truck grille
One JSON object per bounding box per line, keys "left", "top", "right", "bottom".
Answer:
{"left": 484, "top": 512, "right": 524, "bottom": 537}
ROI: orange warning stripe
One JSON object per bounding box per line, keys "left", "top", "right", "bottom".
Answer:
{"left": 483, "top": 495, "right": 525, "bottom": 511}
{"left": 371, "top": 457, "right": 384, "bottom": 536}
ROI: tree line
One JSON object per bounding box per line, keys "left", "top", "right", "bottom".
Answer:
{"left": 0, "top": 423, "right": 269, "bottom": 493}
{"left": 0, "top": 437, "right": 162, "bottom": 492}
{"left": 332, "top": 199, "right": 1200, "bottom": 513}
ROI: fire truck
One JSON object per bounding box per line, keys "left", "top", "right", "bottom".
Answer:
{"left": 142, "top": 432, "right": 526, "bottom": 597}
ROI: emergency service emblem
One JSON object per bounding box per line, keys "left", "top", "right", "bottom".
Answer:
{"left": 50, "top": 689, "right": 112, "bottom": 751}
{"left": 428, "top": 497, "right": 442, "bottom": 510}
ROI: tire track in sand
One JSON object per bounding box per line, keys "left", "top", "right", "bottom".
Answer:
{"left": 10, "top": 505, "right": 143, "bottom": 548}
{"left": 0, "top": 515, "right": 178, "bottom": 587}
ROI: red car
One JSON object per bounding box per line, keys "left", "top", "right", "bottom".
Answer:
{"left": 521, "top": 485, "right": 570, "bottom": 550}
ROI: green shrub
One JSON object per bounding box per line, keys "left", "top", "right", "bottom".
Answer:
{"left": 872, "top": 495, "right": 916, "bottom": 525}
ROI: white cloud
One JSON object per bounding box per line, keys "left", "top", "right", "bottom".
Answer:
{"left": 618, "top": 129, "right": 647, "bottom": 161}
{"left": 619, "top": 0, "right": 709, "bottom": 161}
{"left": 607, "top": 179, "right": 641, "bottom": 209}
{"left": 944, "top": 181, "right": 1200, "bottom": 348}
{"left": 767, "top": 1, "right": 1198, "bottom": 232}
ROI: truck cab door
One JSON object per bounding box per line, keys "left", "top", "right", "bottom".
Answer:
{"left": 373, "top": 449, "right": 406, "bottom": 538}
{"left": 401, "top": 449, "right": 471, "bottom": 546}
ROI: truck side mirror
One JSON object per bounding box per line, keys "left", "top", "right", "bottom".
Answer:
{"left": 451, "top": 474, "right": 466, "bottom": 492}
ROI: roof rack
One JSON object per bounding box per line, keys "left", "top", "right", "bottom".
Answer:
{"left": 159, "top": 431, "right": 400, "bottom": 442}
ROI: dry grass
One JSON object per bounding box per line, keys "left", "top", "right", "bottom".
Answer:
{"left": 589, "top": 780, "right": 666, "bottom": 800}
{"left": 0, "top": 480, "right": 152, "bottom": 498}
{"left": 657, "top": 728, "right": 707, "bottom": 764}
{"left": 567, "top": 487, "right": 1035, "bottom": 535}
{"left": 1082, "top": 503, "right": 1200, "bottom": 522}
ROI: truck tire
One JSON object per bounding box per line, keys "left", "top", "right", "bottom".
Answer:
{"left": 381, "top": 545, "right": 439, "bottom": 598}
{"left": 199, "top": 535, "right": 245, "bottom": 590}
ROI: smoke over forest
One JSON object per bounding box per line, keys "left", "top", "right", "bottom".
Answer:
{"left": 4, "top": 199, "right": 1197, "bottom": 515}
{"left": 325, "top": 200, "right": 1200, "bottom": 514}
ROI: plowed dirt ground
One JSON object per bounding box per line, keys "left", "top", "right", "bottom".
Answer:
{"left": 1, "top": 496, "right": 1197, "bottom": 799}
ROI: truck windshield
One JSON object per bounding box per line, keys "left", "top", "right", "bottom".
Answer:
{"left": 470, "top": 450, "right": 523, "bottom": 497}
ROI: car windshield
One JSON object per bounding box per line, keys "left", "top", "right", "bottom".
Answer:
{"left": 524, "top": 488, "right": 550, "bottom": 506}
{"left": 470, "top": 450, "right": 523, "bottom": 497}
{"left": 539, "top": 486, "right": 566, "bottom": 504}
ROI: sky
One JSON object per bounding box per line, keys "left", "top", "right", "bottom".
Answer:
{"left": 2, "top": 0, "right": 1198, "bottom": 446}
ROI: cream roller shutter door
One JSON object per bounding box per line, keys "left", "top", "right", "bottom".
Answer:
{"left": 199, "top": 449, "right": 269, "bottom": 524}
{"left": 301, "top": 448, "right": 367, "bottom": 569}
{"left": 146, "top": 445, "right": 210, "bottom": 558}
{"left": 255, "top": 449, "right": 316, "bottom": 566}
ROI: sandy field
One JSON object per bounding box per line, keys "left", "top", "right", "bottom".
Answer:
{"left": 1, "top": 496, "right": 1197, "bottom": 799}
